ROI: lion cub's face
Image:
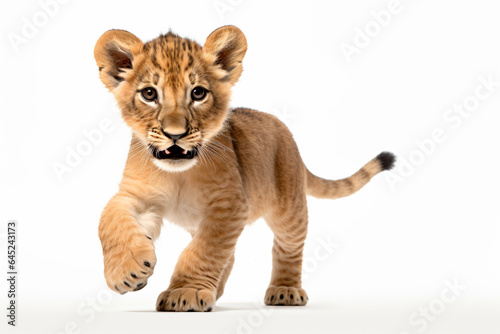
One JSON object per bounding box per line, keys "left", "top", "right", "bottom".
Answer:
{"left": 94, "top": 26, "right": 247, "bottom": 172}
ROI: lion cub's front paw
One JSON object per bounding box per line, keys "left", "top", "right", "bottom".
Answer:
{"left": 156, "top": 288, "right": 216, "bottom": 312}
{"left": 264, "top": 286, "right": 308, "bottom": 306}
{"left": 103, "top": 235, "right": 156, "bottom": 294}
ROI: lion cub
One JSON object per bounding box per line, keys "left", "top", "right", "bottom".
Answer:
{"left": 94, "top": 26, "right": 395, "bottom": 312}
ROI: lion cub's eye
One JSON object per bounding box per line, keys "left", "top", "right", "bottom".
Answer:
{"left": 191, "top": 87, "right": 208, "bottom": 101}
{"left": 141, "top": 87, "right": 157, "bottom": 102}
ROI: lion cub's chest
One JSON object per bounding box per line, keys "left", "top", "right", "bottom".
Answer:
{"left": 162, "top": 181, "right": 205, "bottom": 234}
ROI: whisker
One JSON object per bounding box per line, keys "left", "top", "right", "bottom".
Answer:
{"left": 199, "top": 146, "right": 216, "bottom": 171}
{"left": 209, "top": 139, "right": 233, "bottom": 153}
{"left": 204, "top": 144, "right": 231, "bottom": 170}
{"left": 202, "top": 131, "right": 235, "bottom": 142}
{"left": 207, "top": 143, "right": 232, "bottom": 162}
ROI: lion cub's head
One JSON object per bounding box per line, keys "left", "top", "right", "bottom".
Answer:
{"left": 94, "top": 26, "right": 247, "bottom": 172}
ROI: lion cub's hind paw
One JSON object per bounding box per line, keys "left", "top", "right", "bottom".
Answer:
{"left": 264, "top": 286, "right": 308, "bottom": 306}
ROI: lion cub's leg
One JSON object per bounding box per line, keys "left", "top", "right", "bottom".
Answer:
{"left": 156, "top": 224, "right": 244, "bottom": 312}
{"left": 185, "top": 233, "right": 235, "bottom": 301}
{"left": 216, "top": 252, "right": 235, "bottom": 300}
{"left": 99, "top": 193, "right": 159, "bottom": 294}
{"left": 264, "top": 202, "right": 309, "bottom": 306}
{"left": 156, "top": 188, "right": 249, "bottom": 312}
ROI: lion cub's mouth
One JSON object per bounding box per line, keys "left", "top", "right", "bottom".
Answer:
{"left": 150, "top": 144, "right": 198, "bottom": 160}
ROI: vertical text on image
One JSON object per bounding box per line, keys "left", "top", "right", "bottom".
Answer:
{"left": 6, "top": 220, "right": 18, "bottom": 326}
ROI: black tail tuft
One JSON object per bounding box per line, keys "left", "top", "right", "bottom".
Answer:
{"left": 376, "top": 151, "right": 396, "bottom": 171}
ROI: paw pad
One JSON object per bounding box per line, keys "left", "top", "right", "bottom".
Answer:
{"left": 264, "top": 286, "right": 308, "bottom": 306}
{"left": 156, "top": 288, "right": 215, "bottom": 312}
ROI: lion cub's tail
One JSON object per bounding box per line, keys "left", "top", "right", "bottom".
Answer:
{"left": 306, "top": 152, "right": 395, "bottom": 200}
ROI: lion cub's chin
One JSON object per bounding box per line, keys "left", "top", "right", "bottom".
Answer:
{"left": 153, "top": 158, "right": 198, "bottom": 173}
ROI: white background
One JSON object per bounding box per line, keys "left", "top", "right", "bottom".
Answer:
{"left": 1, "top": 0, "right": 499, "bottom": 333}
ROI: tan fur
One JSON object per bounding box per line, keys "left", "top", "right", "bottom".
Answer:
{"left": 95, "top": 26, "right": 394, "bottom": 311}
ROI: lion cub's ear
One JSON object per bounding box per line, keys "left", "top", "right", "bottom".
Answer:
{"left": 203, "top": 25, "right": 247, "bottom": 84}
{"left": 94, "top": 30, "right": 143, "bottom": 90}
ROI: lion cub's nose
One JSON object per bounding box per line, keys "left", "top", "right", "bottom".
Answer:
{"left": 162, "top": 128, "right": 189, "bottom": 143}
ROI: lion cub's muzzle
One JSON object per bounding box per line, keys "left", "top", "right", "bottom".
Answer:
{"left": 150, "top": 144, "right": 198, "bottom": 160}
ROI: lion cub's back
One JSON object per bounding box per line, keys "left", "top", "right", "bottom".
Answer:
{"left": 225, "top": 108, "right": 305, "bottom": 215}
{"left": 227, "top": 107, "right": 292, "bottom": 156}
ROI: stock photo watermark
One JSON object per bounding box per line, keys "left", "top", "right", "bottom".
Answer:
{"left": 302, "top": 235, "right": 340, "bottom": 280}
{"left": 385, "top": 73, "right": 499, "bottom": 190}
{"left": 213, "top": 0, "right": 244, "bottom": 20}
{"left": 49, "top": 289, "right": 113, "bottom": 334}
{"left": 6, "top": 220, "right": 18, "bottom": 326}
{"left": 7, "top": 0, "right": 71, "bottom": 53}
{"left": 269, "top": 106, "right": 295, "bottom": 127}
{"left": 399, "top": 278, "right": 466, "bottom": 334}
{"left": 340, "top": 0, "right": 416, "bottom": 64}
{"left": 223, "top": 234, "right": 340, "bottom": 334}
{"left": 223, "top": 303, "right": 275, "bottom": 334}
{"left": 51, "top": 119, "right": 115, "bottom": 182}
